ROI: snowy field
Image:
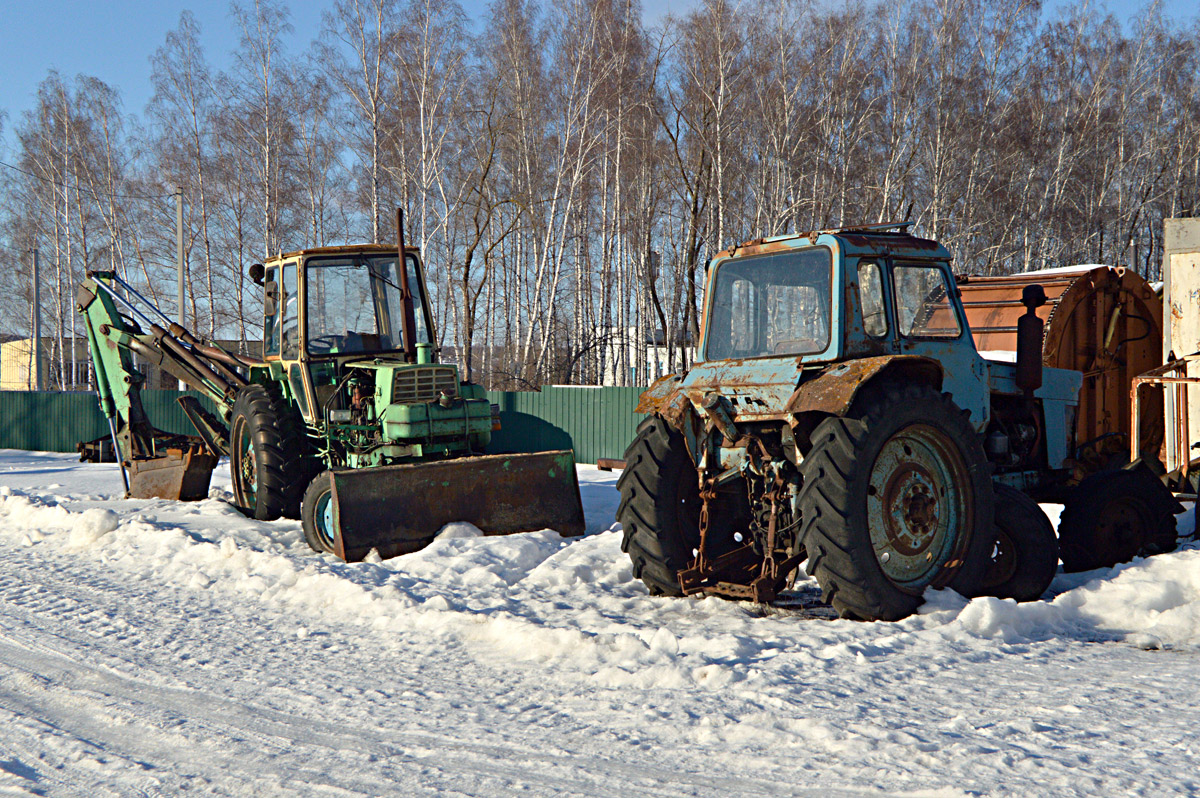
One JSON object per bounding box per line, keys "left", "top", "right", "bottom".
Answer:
{"left": 0, "top": 451, "right": 1198, "bottom": 796}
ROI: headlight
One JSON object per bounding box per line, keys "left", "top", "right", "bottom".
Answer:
{"left": 329, "top": 409, "right": 353, "bottom": 423}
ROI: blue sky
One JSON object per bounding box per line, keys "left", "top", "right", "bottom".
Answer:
{"left": 0, "top": 0, "right": 1196, "bottom": 152}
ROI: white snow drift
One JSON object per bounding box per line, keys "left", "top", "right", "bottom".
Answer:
{"left": 0, "top": 450, "right": 1195, "bottom": 796}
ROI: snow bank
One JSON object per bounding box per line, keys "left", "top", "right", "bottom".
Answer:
{"left": 0, "top": 486, "right": 119, "bottom": 549}
{"left": 2, "top": 471, "right": 1200, "bottom": 711}
{"left": 935, "top": 546, "right": 1200, "bottom": 649}
{"left": 3, "top": 453, "right": 1199, "bottom": 795}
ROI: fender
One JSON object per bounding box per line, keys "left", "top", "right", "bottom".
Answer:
{"left": 635, "top": 372, "right": 682, "bottom": 415}
{"left": 785, "top": 355, "right": 944, "bottom": 416}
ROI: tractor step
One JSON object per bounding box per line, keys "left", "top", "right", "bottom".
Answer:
{"left": 327, "top": 450, "right": 586, "bottom": 561}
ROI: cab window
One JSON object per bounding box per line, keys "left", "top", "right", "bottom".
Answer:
{"left": 857, "top": 261, "right": 888, "bottom": 337}
{"left": 705, "top": 248, "right": 833, "bottom": 360}
{"left": 280, "top": 262, "right": 300, "bottom": 358}
{"left": 264, "top": 265, "right": 280, "bottom": 357}
{"left": 893, "top": 264, "right": 961, "bottom": 338}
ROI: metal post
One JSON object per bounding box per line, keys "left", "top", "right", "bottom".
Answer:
{"left": 176, "top": 187, "right": 186, "bottom": 390}
{"left": 176, "top": 186, "right": 185, "bottom": 327}
{"left": 31, "top": 247, "right": 42, "bottom": 391}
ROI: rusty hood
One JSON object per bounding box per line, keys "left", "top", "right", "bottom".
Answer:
{"left": 637, "top": 354, "right": 949, "bottom": 424}
{"left": 638, "top": 357, "right": 808, "bottom": 421}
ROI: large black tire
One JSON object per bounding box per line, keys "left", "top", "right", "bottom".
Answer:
{"left": 972, "top": 484, "right": 1058, "bottom": 602}
{"left": 1058, "top": 468, "right": 1179, "bottom": 572}
{"left": 301, "top": 472, "right": 337, "bottom": 554}
{"left": 797, "top": 383, "right": 994, "bottom": 621}
{"left": 229, "top": 384, "right": 313, "bottom": 521}
{"left": 616, "top": 417, "right": 701, "bottom": 596}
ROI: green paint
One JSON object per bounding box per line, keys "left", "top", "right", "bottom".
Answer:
{"left": 0, "top": 385, "right": 650, "bottom": 464}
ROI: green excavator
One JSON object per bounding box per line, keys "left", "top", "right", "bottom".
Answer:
{"left": 76, "top": 211, "right": 584, "bottom": 560}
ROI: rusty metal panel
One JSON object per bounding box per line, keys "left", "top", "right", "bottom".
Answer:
{"left": 127, "top": 445, "right": 218, "bottom": 500}
{"left": 785, "top": 355, "right": 943, "bottom": 416}
{"left": 959, "top": 266, "right": 1163, "bottom": 465}
{"left": 330, "top": 449, "right": 586, "bottom": 562}
{"left": 635, "top": 373, "right": 681, "bottom": 414}
{"left": 678, "top": 357, "right": 805, "bottom": 419}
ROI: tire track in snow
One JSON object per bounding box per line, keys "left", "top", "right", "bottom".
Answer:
{"left": 0, "top": 526, "right": 882, "bottom": 798}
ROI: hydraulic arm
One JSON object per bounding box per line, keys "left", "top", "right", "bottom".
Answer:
{"left": 76, "top": 271, "right": 249, "bottom": 500}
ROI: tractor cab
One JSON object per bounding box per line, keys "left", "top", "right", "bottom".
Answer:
{"left": 258, "top": 245, "right": 434, "bottom": 364}
{"left": 658, "top": 226, "right": 993, "bottom": 432}
{"left": 249, "top": 245, "right": 493, "bottom": 469}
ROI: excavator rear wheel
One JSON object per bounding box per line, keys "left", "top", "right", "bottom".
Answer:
{"left": 230, "top": 384, "right": 311, "bottom": 521}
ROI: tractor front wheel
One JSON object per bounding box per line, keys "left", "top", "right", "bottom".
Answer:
{"left": 971, "top": 484, "right": 1058, "bottom": 601}
{"left": 301, "top": 472, "right": 338, "bottom": 554}
{"left": 616, "top": 416, "right": 702, "bottom": 596}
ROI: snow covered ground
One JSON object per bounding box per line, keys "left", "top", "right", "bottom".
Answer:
{"left": 0, "top": 450, "right": 1197, "bottom": 796}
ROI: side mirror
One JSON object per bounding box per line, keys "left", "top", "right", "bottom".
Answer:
{"left": 264, "top": 280, "right": 279, "bottom": 317}
{"left": 1016, "top": 284, "right": 1047, "bottom": 396}
{"left": 249, "top": 263, "right": 265, "bottom": 286}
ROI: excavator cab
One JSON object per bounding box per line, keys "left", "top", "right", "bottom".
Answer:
{"left": 259, "top": 250, "right": 433, "bottom": 362}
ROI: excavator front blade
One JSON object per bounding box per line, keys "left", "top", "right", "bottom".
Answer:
{"left": 327, "top": 450, "right": 586, "bottom": 562}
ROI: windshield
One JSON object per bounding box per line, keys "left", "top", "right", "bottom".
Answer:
{"left": 704, "top": 247, "right": 833, "bottom": 360}
{"left": 305, "top": 254, "right": 431, "bottom": 356}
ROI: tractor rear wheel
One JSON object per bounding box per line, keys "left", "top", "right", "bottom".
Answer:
{"left": 301, "top": 472, "right": 337, "bottom": 554}
{"left": 972, "top": 484, "right": 1057, "bottom": 601}
{"left": 230, "top": 384, "right": 312, "bottom": 521}
{"left": 1058, "top": 468, "right": 1179, "bottom": 572}
{"left": 616, "top": 416, "right": 702, "bottom": 596}
{"left": 798, "top": 383, "right": 994, "bottom": 621}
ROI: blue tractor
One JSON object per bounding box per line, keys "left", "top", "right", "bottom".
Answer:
{"left": 617, "top": 224, "right": 1180, "bottom": 620}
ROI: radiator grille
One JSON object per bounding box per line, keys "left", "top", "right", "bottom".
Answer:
{"left": 391, "top": 367, "right": 458, "bottom": 404}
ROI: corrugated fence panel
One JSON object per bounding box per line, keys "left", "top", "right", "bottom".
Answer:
{"left": 0, "top": 387, "right": 646, "bottom": 463}
{"left": 0, "top": 390, "right": 219, "bottom": 454}
{"left": 0, "top": 392, "right": 105, "bottom": 453}
{"left": 484, "top": 386, "right": 646, "bottom": 463}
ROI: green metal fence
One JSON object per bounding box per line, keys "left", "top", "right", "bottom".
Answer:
{"left": 486, "top": 386, "right": 645, "bottom": 464}
{"left": 0, "top": 386, "right": 647, "bottom": 464}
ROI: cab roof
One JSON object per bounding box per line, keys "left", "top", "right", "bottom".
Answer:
{"left": 719, "top": 223, "right": 951, "bottom": 262}
{"left": 263, "top": 244, "right": 418, "bottom": 265}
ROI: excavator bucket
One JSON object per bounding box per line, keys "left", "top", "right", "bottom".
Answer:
{"left": 127, "top": 443, "right": 219, "bottom": 501}
{"left": 327, "top": 450, "right": 586, "bottom": 561}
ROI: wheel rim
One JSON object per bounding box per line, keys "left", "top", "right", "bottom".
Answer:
{"left": 232, "top": 418, "right": 257, "bottom": 508}
{"left": 315, "top": 488, "right": 336, "bottom": 550}
{"left": 1093, "top": 496, "right": 1151, "bottom": 561}
{"left": 980, "top": 528, "right": 1017, "bottom": 590}
{"left": 867, "top": 423, "right": 972, "bottom": 590}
